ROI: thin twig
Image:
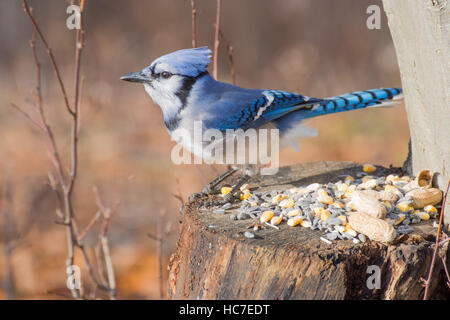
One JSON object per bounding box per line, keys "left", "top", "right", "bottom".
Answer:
{"left": 156, "top": 209, "right": 165, "bottom": 299}
{"left": 10, "top": 103, "right": 44, "bottom": 132}
{"left": 213, "top": 0, "right": 221, "bottom": 80}
{"left": 441, "top": 256, "right": 450, "bottom": 289}
{"left": 93, "top": 186, "right": 119, "bottom": 300}
{"left": 423, "top": 179, "right": 450, "bottom": 300}
{"left": 190, "top": 0, "right": 197, "bottom": 48}
{"left": 227, "top": 44, "right": 235, "bottom": 85}
{"left": 77, "top": 210, "right": 101, "bottom": 242}
{"left": 23, "top": 0, "right": 74, "bottom": 115}
{"left": 172, "top": 177, "right": 185, "bottom": 205}
{"left": 1, "top": 178, "right": 16, "bottom": 299}
{"left": 194, "top": 6, "right": 236, "bottom": 84}
{"left": 147, "top": 209, "right": 174, "bottom": 299}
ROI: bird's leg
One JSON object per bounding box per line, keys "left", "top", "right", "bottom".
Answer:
{"left": 201, "top": 167, "right": 238, "bottom": 194}
{"left": 222, "top": 174, "right": 250, "bottom": 202}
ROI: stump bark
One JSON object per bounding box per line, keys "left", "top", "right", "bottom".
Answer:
{"left": 168, "top": 162, "right": 449, "bottom": 300}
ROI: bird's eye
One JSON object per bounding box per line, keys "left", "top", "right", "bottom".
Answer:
{"left": 161, "top": 71, "right": 171, "bottom": 79}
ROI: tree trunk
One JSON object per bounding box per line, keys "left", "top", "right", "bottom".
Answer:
{"left": 168, "top": 162, "right": 449, "bottom": 299}
{"left": 382, "top": 0, "right": 450, "bottom": 227}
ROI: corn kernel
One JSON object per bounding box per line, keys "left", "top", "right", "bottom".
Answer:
{"left": 272, "top": 194, "right": 286, "bottom": 204}
{"left": 300, "top": 220, "right": 312, "bottom": 228}
{"left": 362, "top": 179, "right": 378, "bottom": 189}
{"left": 344, "top": 223, "right": 357, "bottom": 237}
{"left": 397, "top": 202, "right": 414, "bottom": 213}
{"left": 317, "top": 189, "right": 329, "bottom": 197}
{"left": 344, "top": 176, "right": 355, "bottom": 185}
{"left": 287, "top": 209, "right": 300, "bottom": 217}
{"left": 250, "top": 201, "right": 258, "bottom": 207}
{"left": 270, "top": 215, "right": 283, "bottom": 226}
{"left": 220, "top": 186, "right": 232, "bottom": 195}
{"left": 344, "top": 185, "right": 356, "bottom": 198}
{"left": 396, "top": 214, "right": 405, "bottom": 225}
{"left": 260, "top": 211, "right": 274, "bottom": 223}
{"left": 240, "top": 192, "right": 251, "bottom": 200}
{"left": 415, "top": 211, "right": 430, "bottom": 221}
{"left": 318, "top": 195, "right": 334, "bottom": 205}
{"left": 344, "top": 223, "right": 354, "bottom": 233}
{"left": 385, "top": 184, "right": 402, "bottom": 196}
{"left": 320, "top": 209, "right": 331, "bottom": 221}
{"left": 240, "top": 184, "right": 250, "bottom": 192}
{"left": 336, "top": 183, "right": 348, "bottom": 192}
{"left": 361, "top": 175, "right": 375, "bottom": 183}
{"left": 386, "top": 174, "right": 399, "bottom": 184}
{"left": 399, "top": 176, "right": 411, "bottom": 182}
{"left": 345, "top": 201, "right": 356, "bottom": 210}
{"left": 363, "top": 164, "right": 376, "bottom": 173}
{"left": 279, "top": 198, "right": 295, "bottom": 208}
{"left": 313, "top": 207, "right": 324, "bottom": 216}
{"left": 333, "top": 201, "right": 344, "bottom": 208}
{"left": 424, "top": 205, "right": 437, "bottom": 214}
{"left": 287, "top": 216, "right": 302, "bottom": 227}
{"left": 344, "top": 190, "right": 353, "bottom": 198}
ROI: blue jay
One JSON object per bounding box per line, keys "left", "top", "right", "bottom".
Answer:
{"left": 121, "top": 47, "right": 402, "bottom": 202}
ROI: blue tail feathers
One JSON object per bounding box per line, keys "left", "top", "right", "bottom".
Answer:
{"left": 303, "top": 88, "right": 402, "bottom": 119}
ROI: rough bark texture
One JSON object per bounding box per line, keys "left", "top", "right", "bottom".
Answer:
{"left": 382, "top": 0, "right": 450, "bottom": 227}
{"left": 168, "top": 162, "right": 449, "bottom": 300}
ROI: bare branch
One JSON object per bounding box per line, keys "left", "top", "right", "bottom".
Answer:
{"left": 77, "top": 210, "right": 101, "bottom": 242}
{"left": 93, "top": 185, "right": 119, "bottom": 299}
{"left": 441, "top": 256, "right": 450, "bottom": 289}
{"left": 9, "top": 103, "right": 45, "bottom": 132}
{"left": 190, "top": 0, "right": 197, "bottom": 48}
{"left": 23, "top": 0, "right": 75, "bottom": 116}
{"left": 423, "top": 179, "right": 450, "bottom": 300}
{"left": 20, "top": 0, "right": 118, "bottom": 299}
{"left": 213, "top": 0, "right": 221, "bottom": 80}
{"left": 194, "top": 6, "right": 236, "bottom": 84}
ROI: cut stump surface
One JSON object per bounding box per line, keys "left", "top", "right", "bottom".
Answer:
{"left": 168, "top": 161, "right": 449, "bottom": 299}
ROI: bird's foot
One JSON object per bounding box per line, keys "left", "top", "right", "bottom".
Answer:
{"left": 201, "top": 183, "right": 215, "bottom": 195}
{"left": 198, "top": 193, "right": 239, "bottom": 209}
{"left": 187, "top": 192, "right": 204, "bottom": 203}
{"left": 200, "top": 168, "right": 238, "bottom": 195}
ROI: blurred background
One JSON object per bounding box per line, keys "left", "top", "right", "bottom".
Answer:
{"left": 0, "top": 0, "right": 408, "bottom": 299}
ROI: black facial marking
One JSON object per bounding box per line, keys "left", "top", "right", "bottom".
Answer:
{"left": 175, "top": 71, "right": 208, "bottom": 107}
{"left": 164, "top": 71, "right": 208, "bottom": 132}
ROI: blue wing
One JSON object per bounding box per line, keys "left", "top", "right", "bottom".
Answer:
{"left": 211, "top": 89, "right": 322, "bottom": 130}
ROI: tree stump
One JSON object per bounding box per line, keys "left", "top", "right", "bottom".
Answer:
{"left": 168, "top": 162, "right": 449, "bottom": 299}
{"left": 382, "top": 0, "right": 450, "bottom": 227}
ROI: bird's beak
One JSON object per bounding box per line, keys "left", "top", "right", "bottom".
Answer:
{"left": 120, "top": 71, "right": 149, "bottom": 83}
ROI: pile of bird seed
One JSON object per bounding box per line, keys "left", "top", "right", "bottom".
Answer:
{"left": 210, "top": 165, "right": 443, "bottom": 244}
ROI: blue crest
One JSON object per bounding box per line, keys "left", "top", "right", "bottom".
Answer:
{"left": 151, "top": 47, "right": 212, "bottom": 77}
